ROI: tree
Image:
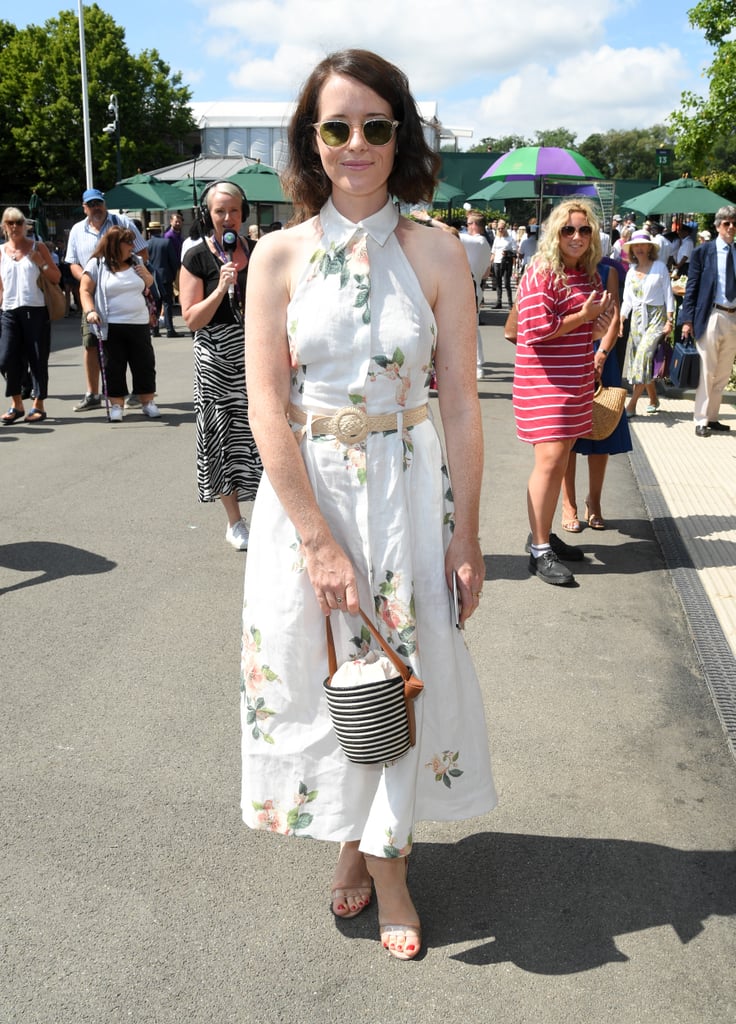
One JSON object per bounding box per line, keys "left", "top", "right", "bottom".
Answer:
{"left": 668, "top": 0, "right": 736, "bottom": 173}
{"left": 577, "top": 126, "right": 685, "bottom": 180}
{"left": 532, "top": 128, "right": 578, "bottom": 149}
{"left": 0, "top": 5, "right": 196, "bottom": 201}
{"left": 466, "top": 134, "right": 529, "bottom": 155}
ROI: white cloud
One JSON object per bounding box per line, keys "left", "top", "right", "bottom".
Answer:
{"left": 463, "top": 44, "right": 685, "bottom": 143}
{"left": 188, "top": 0, "right": 706, "bottom": 145}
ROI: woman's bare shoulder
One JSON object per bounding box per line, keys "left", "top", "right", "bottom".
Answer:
{"left": 249, "top": 218, "right": 319, "bottom": 268}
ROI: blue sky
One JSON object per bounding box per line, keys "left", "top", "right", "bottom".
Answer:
{"left": 14, "top": 0, "right": 712, "bottom": 148}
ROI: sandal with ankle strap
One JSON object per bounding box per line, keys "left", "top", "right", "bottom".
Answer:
{"left": 561, "top": 508, "right": 583, "bottom": 533}
{"left": 584, "top": 500, "right": 606, "bottom": 530}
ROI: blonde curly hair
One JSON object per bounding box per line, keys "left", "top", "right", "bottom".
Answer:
{"left": 533, "top": 199, "right": 602, "bottom": 287}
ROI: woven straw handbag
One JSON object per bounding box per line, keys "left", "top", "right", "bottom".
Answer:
{"left": 583, "top": 385, "right": 627, "bottom": 441}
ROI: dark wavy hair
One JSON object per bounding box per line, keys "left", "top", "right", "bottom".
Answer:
{"left": 282, "top": 49, "right": 441, "bottom": 222}
{"left": 91, "top": 226, "right": 136, "bottom": 272}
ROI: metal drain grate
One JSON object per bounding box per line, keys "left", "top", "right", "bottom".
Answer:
{"left": 629, "top": 447, "right": 736, "bottom": 762}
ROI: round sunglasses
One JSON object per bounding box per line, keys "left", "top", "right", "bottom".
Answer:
{"left": 312, "top": 118, "right": 400, "bottom": 148}
{"left": 560, "top": 225, "right": 593, "bottom": 237}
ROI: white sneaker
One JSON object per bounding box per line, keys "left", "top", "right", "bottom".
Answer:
{"left": 109, "top": 404, "right": 124, "bottom": 422}
{"left": 225, "top": 518, "right": 249, "bottom": 550}
{"left": 141, "top": 401, "right": 161, "bottom": 419}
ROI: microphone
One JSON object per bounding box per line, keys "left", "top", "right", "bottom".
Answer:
{"left": 223, "top": 230, "right": 237, "bottom": 299}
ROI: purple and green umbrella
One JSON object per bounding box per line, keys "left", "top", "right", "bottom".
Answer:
{"left": 482, "top": 146, "right": 604, "bottom": 181}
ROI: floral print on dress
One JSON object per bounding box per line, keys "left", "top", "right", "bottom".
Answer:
{"left": 369, "top": 347, "right": 410, "bottom": 407}
{"left": 245, "top": 696, "right": 277, "bottom": 744}
{"left": 426, "top": 751, "right": 464, "bottom": 789}
{"left": 343, "top": 445, "right": 367, "bottom": 483}
{"left": 375, "top": 571, "right": 417, "bottom": 658}
{"left": 442, "top": 463, "right": 455, "bottom": 531}
{"left": 241, "top": 624, "right": 282, "bottom": 744}
{"left": 383, "top": 827, "right": 412, "bottom": 858}
{"left": 307, "top": 234, "right": 371, "bottom": 324}
{"left": 252, "top": 781, "right": 318, "bottom": 835}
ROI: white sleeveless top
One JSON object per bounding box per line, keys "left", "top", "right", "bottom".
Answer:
{"left": 0, "top": 245, "right": 45, "bottom": 310}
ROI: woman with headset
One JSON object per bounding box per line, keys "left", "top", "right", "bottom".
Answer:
{"left": 179, "top": 181, "right": 262, "bottom": 550}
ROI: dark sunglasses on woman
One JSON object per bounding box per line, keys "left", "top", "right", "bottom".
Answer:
{"left": 560, "top": 225, "right": 593, "bottom": 237}
{"left": 312, "top": 118, "right": 400, "bottom": 148}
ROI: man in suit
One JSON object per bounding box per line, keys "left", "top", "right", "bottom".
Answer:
{"left": 146, "top": 221, "right": 180, "bottom": 337}
{"left": 681, "top": 205, "right": 736, "bottom": 437}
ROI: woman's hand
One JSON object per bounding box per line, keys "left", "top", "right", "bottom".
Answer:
{"left": 445, "top": 535, "right": 485, "bottom": 627}
{"left": 218, "top": 261, "right": 237, "bottom": 294}
{"left": 591, "top": 301, "right": 615, "bottom": 341}
{"left": 581, "top": 289, "right": 612, "bottom": 323}
{"left": 133, "top": 263, "right": 154, "bottom": 288}
{"left": 304, "top": 534, "right": 360, "bottom": 616}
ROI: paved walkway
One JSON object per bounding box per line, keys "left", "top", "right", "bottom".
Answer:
{"left": 628, "top": 393, "right": 736, "bottom": 650}
{"left": 2, "top": 309, "right": 735, "bottom": 1024}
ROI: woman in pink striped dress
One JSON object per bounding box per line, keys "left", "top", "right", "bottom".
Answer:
{"left": 513, "top": 199, "right": 613, "bottom": 585}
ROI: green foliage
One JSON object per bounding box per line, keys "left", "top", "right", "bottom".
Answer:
{"left": 532, "top": 127, "right": 578, "bottom": 149}
{"left": 577, "top": 126, "right": 686, "bottom": 179}
{"left": 668, "top": 1, "right": 736, "bottom": 173}
{"left": 0, "top": 6, "right": 195, "bottom": 201}
{"left": 467, "top": 134, "right": 527, "bottom": 154}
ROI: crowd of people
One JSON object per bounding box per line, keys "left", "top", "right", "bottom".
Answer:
{"left": 1, "top": 46, "right": 734, "bottom": 963}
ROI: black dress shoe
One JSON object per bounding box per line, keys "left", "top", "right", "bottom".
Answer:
{"left": 526, "top": 532, "right": 584, "bottom": 562}
{"left": 166, "top": 330, "right": 182, "bottom": 338}
{"left": 707, "top": 421, "right": 730, "bottom": 431}
{"left": 695, "top": 425, "right": 712, "bottom": 437}
{"left": 528, "top": 550, "right": 575, "bottom": 586}
{"left": 493, "top": 303, "right": 502, "bottom": 309}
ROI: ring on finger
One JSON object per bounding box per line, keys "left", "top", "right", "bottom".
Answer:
{"left": 336, "top": 596, "right": 343, "bottom": 604}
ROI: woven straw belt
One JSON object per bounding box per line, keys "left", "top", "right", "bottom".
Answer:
{"left": 288, "top": 402, "right": 428, "bottom": 446}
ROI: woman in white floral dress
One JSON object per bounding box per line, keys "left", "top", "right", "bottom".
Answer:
{"left": 241, "top": 49, "right": 496, "bottom": 961}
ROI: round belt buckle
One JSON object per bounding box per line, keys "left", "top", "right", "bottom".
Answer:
{"left": 332, "top": 405, "right": 369, "bottom": 445}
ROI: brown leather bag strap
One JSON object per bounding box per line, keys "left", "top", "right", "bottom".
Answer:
{"left": 324, "top": 608, "right": 423, "bottom": 694}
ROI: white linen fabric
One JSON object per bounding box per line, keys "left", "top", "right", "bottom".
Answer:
{"left": 240, "top": 197, "right": 496, "bottom": 857}
{"left": 0, "top": 246, "right": 45, "bottom": 309}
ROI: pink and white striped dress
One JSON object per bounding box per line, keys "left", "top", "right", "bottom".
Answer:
{"left": 512, "top": 265, "right": 597, "bottom": 443}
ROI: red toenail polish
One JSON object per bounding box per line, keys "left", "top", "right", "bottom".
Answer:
{"left": 407, "top": 944, "right": 416, "bottom": 951}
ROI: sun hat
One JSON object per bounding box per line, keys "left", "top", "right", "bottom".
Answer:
{"left": 698, "top": 229, "right": 711, "bottom": 241}
{"left": 612, "top": 214, "right": 622, "bottom": 223}
{"left": 82, "top": 188, "right": 105, "bottom": 203}
{"left": 148, "top": 221, "right": 162, "bottom": 230}
{"left": 622, "top": 229, "right": 660, "bottom": 253}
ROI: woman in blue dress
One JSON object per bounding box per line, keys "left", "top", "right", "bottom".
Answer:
{"left": 560, "top": 258, "right": 632, "bottom": 531}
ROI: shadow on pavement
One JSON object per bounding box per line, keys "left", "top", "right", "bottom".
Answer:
{"left": 0, "top": 541, "right": 117, "bottom": 595}
{"left": 418, "top": 832, "right": 736, "bottom": 974}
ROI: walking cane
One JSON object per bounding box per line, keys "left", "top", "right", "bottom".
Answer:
{"left": 91, "top": 323, "right": 110, "bottom": 421}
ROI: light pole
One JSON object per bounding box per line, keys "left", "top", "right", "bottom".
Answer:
{"left": 103, "top": 93, "right": 121, "bottom": 183}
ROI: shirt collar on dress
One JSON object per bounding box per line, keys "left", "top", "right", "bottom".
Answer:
{"left": 319, "top": 196, "right": 399, "bottom": 248}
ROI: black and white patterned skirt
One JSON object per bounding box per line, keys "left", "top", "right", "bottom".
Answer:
{"left": 193, "top": 321, "right": 262, "bottom": 503}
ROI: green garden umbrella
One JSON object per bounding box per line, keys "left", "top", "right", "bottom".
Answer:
{"left": 227, "top": 163, "right": 288, "bottom": 204}
{"left": 625, "top": 177, "right": 732, "bottom": 216}
{"left": 432, "top": 180, "right": 465, "bottom": 206}
{"left": 103, "top": 174, "right": 185, "bottom": 211}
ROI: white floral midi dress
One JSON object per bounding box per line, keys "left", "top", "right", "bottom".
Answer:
{"left": 240, "top": 198, "right": 496, "bottom": 858}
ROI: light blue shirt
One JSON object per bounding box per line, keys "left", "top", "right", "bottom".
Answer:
{"left": 65, "top": 212, "right": 146, "bottom": 270}
{"left": 715, "top": 237, "right": 736, "bottom": 307}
